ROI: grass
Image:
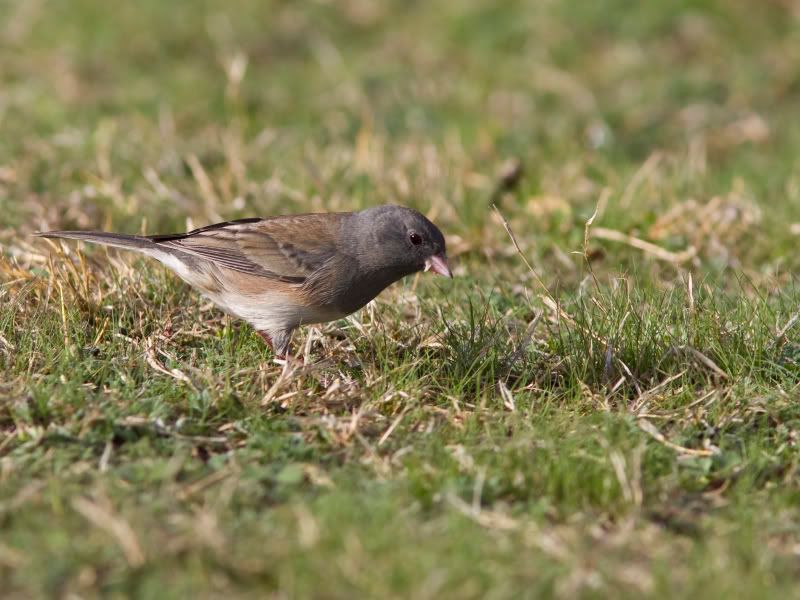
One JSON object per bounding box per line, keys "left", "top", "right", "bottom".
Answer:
{"left": 2, "top": 0, "right": 800, "bottom": 597}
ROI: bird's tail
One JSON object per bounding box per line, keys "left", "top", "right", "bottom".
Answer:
{"left": 36, "top": 229, "right": 203, "bottom": 287}
{"left": 34, "top": 230, "right": 156, "bottom": 253}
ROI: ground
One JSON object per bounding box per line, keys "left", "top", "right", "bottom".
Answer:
{"left": 2, "top": 0, "right": 800, "bottom": 597}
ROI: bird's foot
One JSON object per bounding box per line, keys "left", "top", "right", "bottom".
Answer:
{"left": 278, "top": 354, "right": 305, "bottom": 366}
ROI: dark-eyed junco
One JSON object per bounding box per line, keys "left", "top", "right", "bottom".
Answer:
{"left": 36, "top": 205, "right": 451, "bottom": 357}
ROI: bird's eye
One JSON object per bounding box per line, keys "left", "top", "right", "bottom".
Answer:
{"left": 409, "top": 232, "right": 422, "bottom": 245}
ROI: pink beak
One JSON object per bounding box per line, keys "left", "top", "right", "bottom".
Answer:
{"left": 424, "top": 253, "right": 452, "bottom": 278}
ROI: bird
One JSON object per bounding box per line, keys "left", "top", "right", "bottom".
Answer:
{"left": 36, "top": 204, "right": 452, "bottom": 358}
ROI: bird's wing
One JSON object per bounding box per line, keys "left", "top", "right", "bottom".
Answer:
{"left": 151, "top": 214, "right": 348, "bottom": 283}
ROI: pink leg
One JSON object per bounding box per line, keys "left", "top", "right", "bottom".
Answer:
{"left": 257, "top": 331, "right": 274, "bottom": 351}
{"left": 257, "top": 329, "right": 302, "bottom": 363}
{"left": 258, "top": 330, "right": 296, "bottom": 361}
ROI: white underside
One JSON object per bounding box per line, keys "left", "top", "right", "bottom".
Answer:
{"left": 212, "top": 292, "right": 336, "bottom": 332}
{"left": 146, "top": 248, "right": 339, "bottom": 334}
{"left": 148, "top": 249, "right": 197, "bottom": 282}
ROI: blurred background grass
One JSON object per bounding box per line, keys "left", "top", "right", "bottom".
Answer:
{"left": 3, "top": 1, "right": 800, "bottom": 598}
{"left": 3, "top": 0, "right": 800, "bottom": 276}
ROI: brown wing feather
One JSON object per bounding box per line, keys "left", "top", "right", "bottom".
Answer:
{"left": 151, "top": 213, "right": 349, "bottom": 283}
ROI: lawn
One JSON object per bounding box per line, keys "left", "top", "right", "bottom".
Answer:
{"left": 2, "top": 0, "right": 800, "bottom": 597}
